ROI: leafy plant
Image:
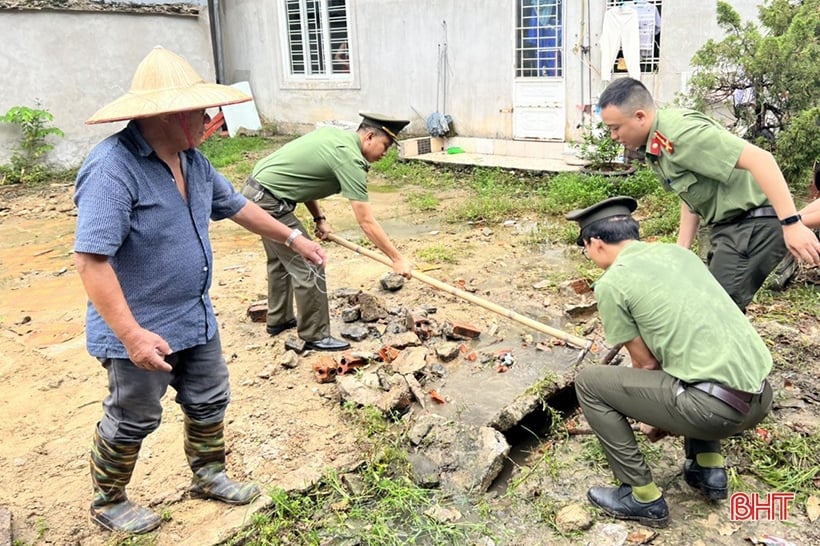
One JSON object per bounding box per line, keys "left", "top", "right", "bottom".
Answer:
{"left": 0, "top": 103, "right": 64, "bottom": 185}
{"left": 681, "top": 0, "right": 820, "bottom": 189}
{"left": 574, "top": 120, "right": 625, "bottom": 170}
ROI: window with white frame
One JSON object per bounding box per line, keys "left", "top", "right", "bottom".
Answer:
{"left": 284, "top": 0, "right": 350, "bottom": 78}
{"left": 605, "top": 0, "right": 662, "bottom": 74}
{"left": 516, "top": 0, "right": 564, "bottom": 78}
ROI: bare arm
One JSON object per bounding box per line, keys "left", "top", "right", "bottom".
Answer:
{"left": 676, "top": 202, "right": 700, "bottom": 249}
{"left": 350, "top": 200, "right": 412, "bottom": 277}
{"left": 798, "top": 199, "right": 820, "bottom": 230}
{"left": 231, "top": 201, "right": 326, "bottom": 266}
{"left": 73, "top": 252, "right": 172, "bottom": 372}
{"left": 737, "top": 144, "right": 820, "bottom": 265}
{"left": 624, "top": 335, "right": 661, "bottom": 370}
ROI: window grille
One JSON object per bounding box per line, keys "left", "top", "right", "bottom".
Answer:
{"left": 285, "top": 0, "right": 350, "bottom": 78}
{"left": 516, "top": 0, "right": 564, "bottom": 78}
{"left": 605, "top": 0, "right": 662, "bottom": 73}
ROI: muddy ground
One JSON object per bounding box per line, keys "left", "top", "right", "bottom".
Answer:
{"left": 0, "top": 174, "right": 818, "bottom": 546}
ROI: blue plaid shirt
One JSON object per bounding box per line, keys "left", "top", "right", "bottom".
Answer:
{"left": 73, "top": 121, "right": 246, "bottom": 358}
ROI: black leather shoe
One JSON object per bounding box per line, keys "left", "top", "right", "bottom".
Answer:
{"left": 266, "top": 319, "right": 297, "bottom": 336}
{"left": 303, "top": 336, "right": 351, "bottom": 351}
{"left": 587, "top": 484, "right": 670, "bottom": 528}
{"left": 684, "top": 459, "right": 728, "bottom": 501}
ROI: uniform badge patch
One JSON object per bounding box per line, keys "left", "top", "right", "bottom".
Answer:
{"left": 650, "top": 130, "right": 674, "bottom": 155}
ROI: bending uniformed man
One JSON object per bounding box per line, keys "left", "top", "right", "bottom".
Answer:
{"left": 567, "top": 196, "right": 773, "bottom": 528}
{"left": 597, "top": 78, "right": 820, "bottom": 311}
{"left": 241, "top": 113, "right": 413, "bottom": 351}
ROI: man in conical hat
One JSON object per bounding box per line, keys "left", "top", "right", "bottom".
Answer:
{"left": 74, "top": 46, "right": 326, "bottom": 534}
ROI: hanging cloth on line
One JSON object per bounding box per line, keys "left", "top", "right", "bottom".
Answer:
{"left": 599, "top": 5, "right": 641, "bottom": 81}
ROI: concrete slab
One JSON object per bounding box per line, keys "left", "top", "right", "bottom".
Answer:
{"left": 399, "top": 136, "right": 584, "bottom": 173}
{"left": 411, "top": 150, "right": 582, "bottom": 173}
{"left": 423, "top": 337, "right": 582, "bottom": 429}
{"left": 0, "top": 506, "right": 10, "bottom": 546}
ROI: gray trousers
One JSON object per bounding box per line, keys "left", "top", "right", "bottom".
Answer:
{"left": 575, "top": 366, "right": 772, "bottom": 487}
{"left": 240, "top": 180, "right": 329, "bottom": 341}
{"left": 708, "top": 217, "right": 786, "bottom": 312}
{"left": 98, "top": 333, "right": 231, "bottom": 443}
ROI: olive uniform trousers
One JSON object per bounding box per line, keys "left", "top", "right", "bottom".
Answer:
{"left": 575, "top": 366, "right": 772, "bottom": 487}
{"left": 707, "top": 215, "right": 786, "bottom": 312}
{"left": 241, "top": 179, "right": 330, "bottom": 342}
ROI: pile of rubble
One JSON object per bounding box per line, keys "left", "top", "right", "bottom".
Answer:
{"left": 247, "top": 273, "right": 549, "bottom": 493}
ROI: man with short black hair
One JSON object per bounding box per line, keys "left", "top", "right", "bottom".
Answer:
{"left": 242, "top": 113, "right": 413, "bottom": 351}
{"left": 597, "top": 77, "right": 820, "bottom": 311}
{"left": 566, "top": 196, "right": 773, "bottom": 528}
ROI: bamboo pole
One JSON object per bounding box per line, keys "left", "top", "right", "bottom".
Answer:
{"left": 327, "top": 234, "right": 593, "bottom": 353}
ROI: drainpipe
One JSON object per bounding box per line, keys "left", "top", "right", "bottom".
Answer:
{"left": 207, "top": 0, "right": 226, "bottom": 84}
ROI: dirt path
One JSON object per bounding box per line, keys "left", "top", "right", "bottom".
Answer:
{"left": 1, "top": 180, "right": 818, "bottom": 545}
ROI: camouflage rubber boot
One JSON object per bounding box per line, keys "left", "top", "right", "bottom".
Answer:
{"left": 89, "top": 430, "right": 162, "bottom": 534}
{"left": 183, "top": 417, "right": 261, "bottom": 505}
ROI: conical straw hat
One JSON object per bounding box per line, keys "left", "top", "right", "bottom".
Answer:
{"left": 86, "top": 46, "right": 251, "bottom": 124}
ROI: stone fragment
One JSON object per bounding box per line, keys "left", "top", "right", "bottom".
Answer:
{"left": 341, "top": 305, "right": 361, "bottom": 322}
{"left": 379, "top": 272, "right": 405, "bottom": 291}
{"left": 280, "top": 350, "right": 299, "bottom": 369}
{"left": 284, "top": 335, "right": 306, "bottom": 353}
{"left": 554, "top": 503, "right": 593, "bottom": 533}
{"left": 340, "top": 324, "right": 369, "bottom": 342}
{"left": 434, "top": 341, "right": 461, "bottom": 362}
{"left": 356, "top": 292, "right": 388, "bottom": 322}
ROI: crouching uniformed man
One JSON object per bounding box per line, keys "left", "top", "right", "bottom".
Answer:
{"left": 566, "top": 196, "right": 773, "bottom": 528}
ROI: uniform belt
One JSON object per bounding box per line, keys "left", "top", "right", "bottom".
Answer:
{"left": 246, "top": 176, "right": 296, "bottom": 208}
{"left": 688, "top": 381, "right": 764, "bottom": 415}
{"left": 720, "top": 206, "right": 777, "bottom": 224}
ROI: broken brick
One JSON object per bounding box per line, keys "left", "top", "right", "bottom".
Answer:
{"left": 246, "top": 300, "right": 267, "bottom": 323}
{"left": 312, "top": 356, "right": 338, "bottom": 383}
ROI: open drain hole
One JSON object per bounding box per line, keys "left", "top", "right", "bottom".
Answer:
{"left": 489, "top": 385, "right": 579, "bottom": 493}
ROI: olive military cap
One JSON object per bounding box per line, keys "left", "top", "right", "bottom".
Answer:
{"left": 565, "top": 196, "right": 638, "bottom": 246}
{"left": 359, "top": 112, "right": 410, "bottom": 142}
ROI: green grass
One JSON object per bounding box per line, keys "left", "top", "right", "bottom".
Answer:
{"left": 725, "top": 420, "right": 820, "bottom": 507}
{"left": 223, "top": 408, "right": 496, "bottom": 546}
{"left": 199, "top": 133, "right": 293, "bottom": 186}
{"left": 405, "top": 190, "right": 440, "bottom": 211}
{"left": 415, "top": 243, "right": 463, "bottom": 264}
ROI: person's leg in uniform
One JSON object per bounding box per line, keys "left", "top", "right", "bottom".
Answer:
{"left": 574, "top": 366, "right": 762, "bottom": 527}
{"left": 262, "top": 235, "right": 296, "bottom": 333}
{"left": 241, "top": 180, "right": 298, "bottom": 336}
{"left": 90, "top": 358, "right": 173, "bottom": 533}
{"left": 265, "top": 211, "right": 333, "bottom": 339}
{"left": 683, "top": 381, "right": 773, "bottom": 500}
{"left": 171, "top": 333, "right": 260, "bottom": 505}
{"left": 708, "top": 218, "right": 786, "bottom": 311}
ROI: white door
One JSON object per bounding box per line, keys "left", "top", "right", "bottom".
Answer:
{"left": 513, "top": 0, "right": 565, "bottom": 141}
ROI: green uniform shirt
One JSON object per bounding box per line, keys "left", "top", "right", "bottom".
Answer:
{"left": 252, "top": 126, "right": 370, "bottom": 203}
{"left": 594, "top": 241, "right": 772, "bottom": 392}
{"left": 644, "top": 109, "right": 769, "bottom": 225}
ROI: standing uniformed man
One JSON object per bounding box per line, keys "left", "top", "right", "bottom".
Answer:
{"left": 241, "top": 113, "right": 413, "bottom": 351}
{"left": 566, "top": 196, "right": 773, "bottom": 528}
{"left": 597, "top": 78, "right": 820, "bottom": 311}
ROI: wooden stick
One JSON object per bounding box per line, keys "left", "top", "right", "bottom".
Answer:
{"left": 327, "top": 234, "right": 593, "bottom": 352}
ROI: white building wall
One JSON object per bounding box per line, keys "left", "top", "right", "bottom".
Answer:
{"left": 222, "top": 0, "right": 765, "bottom": 142}
{"left": 0, "top": 9, "right": 213, "bottom": 169}
{"left": 0, "top": 1, "right": 766, "bottom": 169}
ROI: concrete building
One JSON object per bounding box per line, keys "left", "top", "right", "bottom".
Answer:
{"left": 0, "top": 1, "right": 763, "bottom": 169}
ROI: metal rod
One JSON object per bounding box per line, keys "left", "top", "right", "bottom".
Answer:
{"left": 327, "top": 234, "right": 593, "bottom": 353}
